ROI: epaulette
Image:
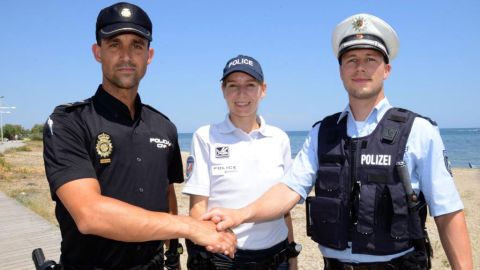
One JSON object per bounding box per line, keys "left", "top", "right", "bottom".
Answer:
{"left": 53, "top": 99, "right": 91, "bottom": 113}
{"left": 416, "top": 114, "right": 437, "bottom": 126}
{"left": 312, "top": 112, "right": 342, "bottom": 128}
{"left": 312, "top": 120, "right": 322, "bottom": 128}
{"left": 396, "top": 107, "right": 437, "bottom": 126}
{"left": 143, "top": 104, "right": 171, "bottom": 122}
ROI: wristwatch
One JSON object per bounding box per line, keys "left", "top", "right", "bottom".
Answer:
{"left": 287, "top": 241, "right": 302, "bottom": 258}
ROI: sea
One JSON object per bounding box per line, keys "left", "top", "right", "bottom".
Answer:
{"left": 178, "top": 128, "right": 480, "bottom": 168}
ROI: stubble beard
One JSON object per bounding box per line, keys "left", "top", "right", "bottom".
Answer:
{"left": 108, "top": 74, "right": 139, "bottom": 90}
{"left": 346, "top": 83, "right": 384, "bottom": 101}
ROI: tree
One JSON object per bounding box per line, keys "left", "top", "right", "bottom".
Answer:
{"left": 29, "top": 123, "right": 44, "bottom": 141}
{"left": 30, "top": 124, "right": 43, "bottom": 134}
{"left": 2, "top": 124, "right": 24, "bottom": 140}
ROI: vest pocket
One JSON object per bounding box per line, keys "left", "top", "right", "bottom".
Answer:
{"left": 388, "top": 183, "right": 409, "bottom": 239}
{"left": 307, "top": 196, "right": 348, "bottom": 250}
{"left": 316, "top": 166, "right": 341, "bottom": 196}
{"left": 356, "top": 184, "right": 376, "bottom": 234}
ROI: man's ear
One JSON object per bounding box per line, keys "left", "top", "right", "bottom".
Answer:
{"left": 384, "top": 63, "right": 392, "bottom": 80}
{"left": 147, "top": 47, "right": 154, "bottom": 65}
{"left": 92, "top": 43, "right": 102, "bottom": 63}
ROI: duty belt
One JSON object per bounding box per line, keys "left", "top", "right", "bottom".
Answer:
{"left": 323, "top": 251, "right": 428, "bottom": 270}
{"left": 211, "top": 248, "right": 289, "bottom": 270}
{"left": 187, "top": 239, "right": 299, "bottom": 270}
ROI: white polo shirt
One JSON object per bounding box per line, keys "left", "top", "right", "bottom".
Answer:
{"left": 183, "top": 115, "right": 292, "bottom": 250}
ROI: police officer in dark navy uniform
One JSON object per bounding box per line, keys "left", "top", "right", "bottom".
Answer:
{"left": 43, "top": 2, "right": 236, "bottom": 270}
{"left": 203, "top": 14, "right": 473, "bottom": 270}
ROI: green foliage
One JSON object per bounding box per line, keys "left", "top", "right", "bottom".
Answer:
{"left": 0, "top": 123, "right": 46, "bottom": 140}
{"left": 2, "top": 124, "right": 25, "bottom": 140}
{"left": 30, "top": 133, "right": 43, "bottom": 141}
{"left": 30, "top": 124, "right": 43, "bottom": 134}
{"left": 29, "top": 123, "right": 44, "bottom": 141}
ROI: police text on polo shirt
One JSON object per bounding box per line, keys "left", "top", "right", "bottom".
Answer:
{"left": 150, "top": 138, "right": 172, "bottom": 149}
{"left": 360, "top": 154, "right": 391, "bottom": 166}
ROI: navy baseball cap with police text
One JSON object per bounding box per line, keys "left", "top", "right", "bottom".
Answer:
{"left": 96, "top": 2, "right": 152, "bottom": 43}
{"left": 221, "top": 55, "right": 264, "bottom": 82}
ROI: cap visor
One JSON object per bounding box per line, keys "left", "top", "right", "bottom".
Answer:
{"left": 99, "top": 22, "right": 152, "bottom": 41}
{"left": 339, "top": 44, "right": 388, "bottom": 58}
{"left": 221, "top": 67, "right": 263, "bottom": 82}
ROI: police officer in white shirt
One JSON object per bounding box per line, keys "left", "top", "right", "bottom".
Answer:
{"left": 203, "top": 14, "right": 473, "bottom": 270}
{"left": 183, "top": 55, "right": 300, "bottom": 269}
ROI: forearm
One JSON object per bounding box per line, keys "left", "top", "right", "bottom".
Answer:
{"left": 284, "top": 212, "right": 294, "bottom": 243}
{"left": 57, "top": 179, "right": 203, "bottom": 242}
{"left": 434, "top": 210, "right": 473, "bottom": 270}
{"left": 76, "top": 194, "right": 199, "bottom": 242}
{"left": 242, "top": 183, "right": 300, "bottom": 223}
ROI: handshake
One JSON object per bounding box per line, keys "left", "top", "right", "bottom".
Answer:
{"left": 190, "top": 207, "right": 246, "bottom": 258}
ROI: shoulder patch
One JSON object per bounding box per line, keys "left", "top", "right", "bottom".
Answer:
{"left": 443, "top": 150, "right": 453, "bottom": 176}
{"left": 185, "top": 155, "right": 195, "bottom": 180}
{"left": 143, "top": 104, "right": 171, "bottom": 122}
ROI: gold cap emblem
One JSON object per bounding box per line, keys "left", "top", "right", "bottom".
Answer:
{"left": 352, "top": 16, "right": 367, "bottom": 32}
{"left": 120, "top": 8, "right": 132, "bottom": 18}
{"left": 96, "top": 133, "right": 113, "bottom": 164}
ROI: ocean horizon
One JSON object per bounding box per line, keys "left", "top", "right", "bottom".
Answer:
{"left": 178, "top": 128, "right": 480, "bottom": 168}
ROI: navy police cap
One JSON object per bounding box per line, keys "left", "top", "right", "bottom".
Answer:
{"left": 96, "top": 2, "right": 152, "bottom": 43}
{"left": 221, "top": 55, "right": 264, "bottom": 82}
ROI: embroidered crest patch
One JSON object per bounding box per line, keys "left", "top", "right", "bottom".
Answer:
{"left": 215, "top": 146, "right": 230, "bottom": 158}
{"left": 96, "top": 132, "right": 113, "bottom": 164}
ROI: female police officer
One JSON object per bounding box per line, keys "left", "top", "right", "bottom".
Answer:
{"left": 182, "top": 55, "right": 299, "bottom": 269}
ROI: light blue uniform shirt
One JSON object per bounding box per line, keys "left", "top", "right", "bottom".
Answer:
{"left": 281, "top": 98, "right": 463, "bottom": 263}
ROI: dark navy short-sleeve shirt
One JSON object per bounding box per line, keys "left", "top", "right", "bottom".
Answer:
{"left": 43, "top": 85, "right": 184, "bottom": 268}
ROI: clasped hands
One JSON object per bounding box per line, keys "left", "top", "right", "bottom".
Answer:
{"left": 195, "top": 208, "right": 244, "bottom": 258}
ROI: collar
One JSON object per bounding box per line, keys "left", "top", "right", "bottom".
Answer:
{"left": 93, "top": 85, "right": 143, "bottom": 123}
{"left": 217, "top": 114, "right": 273, "bottom": 137}
{"left": 337, "top": 97, "right": 392, "bottom": 124}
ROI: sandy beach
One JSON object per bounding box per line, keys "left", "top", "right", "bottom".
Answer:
{"left": 0, "top": 144, "right": 478, "bottom": 269}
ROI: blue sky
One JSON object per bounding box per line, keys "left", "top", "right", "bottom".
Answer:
{"left": 1, "top": 1, "right": 479, "bottom": 132}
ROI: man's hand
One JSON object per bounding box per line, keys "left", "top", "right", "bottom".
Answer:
{"left": 201, "top": 207, "right": 247, "bottom": 231}
{"left": 189, "top": 220, "right": 237, "bottom": 258}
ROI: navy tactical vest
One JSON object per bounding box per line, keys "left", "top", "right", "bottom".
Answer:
{"left": 307, "top": 108, "right": 428, "bottom": 255}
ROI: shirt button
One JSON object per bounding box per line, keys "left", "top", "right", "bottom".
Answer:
{"left": 137, "top": 157, "right": 142, "bottom": 162}
{"left": 139, "top": 187, "right": 144, "bottom": 193}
